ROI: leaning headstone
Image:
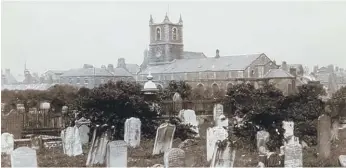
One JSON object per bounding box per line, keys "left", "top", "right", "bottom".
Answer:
{"left": 152, "top": 123, "right": 176, "bottom": 155}
{"left": 180, "top": 109, "right": 199, "bottom": 137}
{"left": 284, "top": 136, "right": 302, "bottom": 167}
{"left": 124, "top": 117, "right": 141, "bottom": 148}
{"left": 256, "top": 130, "right": 270, "bottom": 151}
{"left": 106, "top": 140, "right": 127, "bottom": 167}
{"left": 11, "top": 147, "right": 38, "bottom": 167}
{"left": 318, "top": 114, "right": 331, "bottom": 159}
{"left": 164, "top": 148, "right": 186, "bottom": 167}
{"left": 213, "top": 104, "right": 224, "bottom": 123}
{"left": 1, "top": 133, "right": 14, "bottom": 154}
{"left": 339, "top": 155, "right": 346, "bottom": 167}
{"left": 93, "top": 130, "right": 110, "bottom": 165}
{"left": 206, "top": 126, "right": 228, "bottom": 162}
{"left": 79, "top": 124, "right": 90, "bottom": 145}
{"left": 86, "top": 125, "right": 99, "bottom": 166}
{"left": 31, "top": 135, "right": 43, "bottom": 150}
{"left": 62, "top": 126, "right": 83, "bottom": 156}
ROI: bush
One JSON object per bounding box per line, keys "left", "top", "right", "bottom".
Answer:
{"left": 168, "top": 117, "right": 197, "bottom": 141}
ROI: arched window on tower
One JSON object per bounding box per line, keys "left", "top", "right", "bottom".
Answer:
{"left": 156, "top": 27, "right": 161, "bottom": 41}
{"left": 172, "top": 27, "right": 178, "bottom": 40}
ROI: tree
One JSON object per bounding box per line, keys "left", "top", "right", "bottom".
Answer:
{"left": 75, "top": 81, "right": 161, "bottom": 139}
{"left": 328, "top": 86, "right": 346, "bottom": 120}
{"left": 159, "top": 80, "right": 192, "bottom": 100}
{"left": 223, "top": 83, "right": 286, "bottom": 150}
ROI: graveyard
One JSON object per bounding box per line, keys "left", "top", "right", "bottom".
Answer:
{"left": 1, "top": 80, "right": 346, "bottom": 167}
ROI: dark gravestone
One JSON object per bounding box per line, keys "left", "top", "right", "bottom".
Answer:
{"left": 318, "top": 114, "right": 331, "bottom": 159}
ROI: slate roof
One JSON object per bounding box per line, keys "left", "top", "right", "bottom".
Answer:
{"left": 140, "top": 53, "right": 264, "bottom": 74}
{"left": 1, "top": 84, "right": 56, "bottom": 91}
{"left": 182, "top": 51, "right": 207, "bottom": 59}
{"left": 264, "top": 69, "right": 294, "bottom": 78}
{"left": 112, "top": 67, "right": 134, "bottom": 77}
{"left": 125, "top": 64, "right": 140, "bottom": 75}
{"left": 61, "top": 67, "right": 115, "bottom": 77}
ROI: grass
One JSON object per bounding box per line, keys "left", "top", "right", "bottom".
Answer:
{"left": 2, "top": 123, "right": 346, "bottom": 167}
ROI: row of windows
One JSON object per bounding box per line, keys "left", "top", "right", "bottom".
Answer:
{"left": 156, "top": 27, "right": 179, "bottom": 41}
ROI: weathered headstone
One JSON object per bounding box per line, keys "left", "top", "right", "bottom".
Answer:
{"left": 339, "top": 155, "right": 346, "bottom": 167}
{"left": 318, "top": 114, "right": 331, "bottom": 159}
{"left": 152, "top": 123, "right": 176, "bottom": 155}
{"left": 164, "top": 148, "right": 186, "bottom": 167}
{"left": 31, "top": 135, "right": 43, "bottom": 150}
{"left": 173, "top": 92, "right": 183, "bottom": 114}
{"left": 282, "top": 121, "right": 294, "bottom": 140}
{"left": 331, "top": 120, "right": 339, "bottom": 141}
{"left": 213, "top": 104, "right": 224, "bottom": 123}
{"left": 256, "top": 130, "right": 270, "bottom": 151}
{"left": 266, "top": 152, "right": 282, "bottom": 167}
{"left": 124, "top": 117, "right": 141, "bottom": 147}
{"left": 93, "top": 131, "right": 110, "bottom": 164}
{"left": 180, "top": 109, "right": 199, "bottom": 137}
{"left": 206, "top": 126, "right": 228, "bottom": 162}
{"left": 216, "top": 114, "right": 229, "bottom": 128}
{"left": 210, "top": 141, "right": 236, "bottom": 167}
{"left": 284, "top": 136, "right": 302, "bottom": 167}
{"left": 86, "top": 125, "right": 99, "bottom": 166}
{"left": 1, "top": 133, "right": 14, "bottom": 154}
{"left": 62, "top": 126, "right": 83, "bottom": 156}
{"left": 11, "top": 147, "right": 37, "bottom": 167}
{"left": 79, "top": 125, "right": 90, "bottom": 145}
{"left": 106, "top": 140, "right": 127, "bottom": 167}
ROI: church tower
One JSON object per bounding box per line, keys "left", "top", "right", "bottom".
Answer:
{"left": 148, "top": 14, "right": 184, "bottom": 65}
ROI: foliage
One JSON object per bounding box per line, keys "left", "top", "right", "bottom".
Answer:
{"left": 223, "top": 83, "right": 286, "bottom": 150}
{"left": 158, "top": 80, "right": 192, "bottom": 101}
{"left": 75, "top": 81, "right": 161, "bottom": 139}
{"left": 168, "top": 117, "right": 197, "bottom": 141}
{"left": 328, "top": 86, "right": 346, "bottom": 120}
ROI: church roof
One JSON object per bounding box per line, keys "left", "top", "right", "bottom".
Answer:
{"left": 264, "top": 69, "right": 294, "bottom": 78}
{"left": 125, "top": 64, "right": 140, "bottom": 75}
{"left": 140, "top": 53, "right": 264, "bottom": 74}
{"left": 182, "top": 51, "right": 207, "bottom": 59}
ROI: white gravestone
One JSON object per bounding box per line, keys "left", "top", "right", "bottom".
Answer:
{"left": 282, "top": 121, "right": 294, "bottom": 139}
{"left": 164, "top": 148, "right": 186, "bottom": 167}
{"left": 93, "top": 131, "right": 110, "bottom": 164}
{"left": 211, "top": 141, "right": 236, "bottom": 168}
{"left": 339, "top": 155, "right": 346, "bottom": 167}
{"left": 216, "top": 114, "right": 229, "bottom": 128}
{"left": 180, "top": 109, "right": 200, "bottom": 137}
{"left": 11, "top": 147, "right": 38, "bottom": 168}
{"left": 284, "top": 136, "right": 302, "bottom": 168}
{"left": 79, "top": 125, "right": 90, "bottom": 145}
{"left": 206, "top": 126, "right": 228, "bottom": 162}
{"left": 106, "top": 140, "right": 127, "bottom": 167}
{"left": 213, "top": 104, "right": 224, "bottom": 123}
{"left": 124, "top": 117, "right": 141, "bottom": 147}
{"left": 63, "top": 126, "right": 83, "bottom": 156}
{"left": 1, "top": 133, "right": 14, "bottom": 155}
{"left": 318, "top": 114, "right": 331, "bottom": 159}
{"left": 152, "top": 123, "right": 176, "bottom": 155}
{"left": 256, "top": 130, "right": 270, "bottom": 151}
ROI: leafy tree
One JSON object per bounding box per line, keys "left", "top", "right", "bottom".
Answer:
{"left": 328, "top": 86, "right": 346, "bottom": 120}
{"left": 75, "top": 81, "right": 161, "bottom": 139}
{"left": 159, "top": 80, "right": 192, "bottom": 100}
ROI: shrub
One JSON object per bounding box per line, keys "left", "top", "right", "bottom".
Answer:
{"left": 168, "top": 117, "right": 197, "bottom": 141}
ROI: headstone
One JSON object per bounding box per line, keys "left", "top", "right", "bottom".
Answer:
{"left": 164, "top": 148, "right": 186, "bottom": 167}
{"left": 75, "top": 117, "right": 91, "bottom": 127}
{"left": 266, "top": 152, "right": 282, "bottom": 167}
{"left": 216, "top": 114, "right": 229, "bottom": 128}
{"left": 79, "top": 125, "right": 90, "bottom": 145}
{"left": 206, "top": 126, "right": 228, "bottom": 162}
{"left": 31, "top": 135, "right": 43, "bottom": 150}
{"left": 331, "top": 120, "right": 339, "bottom": 141}
{"left": 106, "top": 140, "right": 127, "bottom": 167}
{"left": 173, "top": 92, "right": 183, "bottom": 114}
{"left": 180, "top": 109, "right": 199, "bottom": 137}
{"left": 124, "top": 117, "right": 141, "bottom": 147}
{"left": 339, "top": 155, "right": 346, "bottom": 167}
{"left": 282, "top": 121, "right": 294, "bottom": 140}
{"left": 318, "top": 114, "right": 331, "bottom": 159}
{"left": 213, "top": 104, "right": 224, "bottom": 123}
{"left": 152, "top": 123, "right": 176, "bottom": 155}
{"left": 284, "top": 136, "right": 302, "bottom": 167}
{"left": 62, "top": 126, "right": 83, "bottom": 156}
{"left": 256, "top": 130, "right": 270, "bottom": 151}
{"left": 93, "top": 131, "right": 110, "bottom": 164}
{"left": 86, "top": 125, "right": 99, "bottom": 166}
{"left": 44, "top": 141, "right": 63, "bottom": 149}
{"left": 11, "top": 147, "right": 37, "bottom": 168}
{"left": 210, "top": 141, "right": 236, "bottom": 167}
{"left": 1, "top": 133, "right": 14, "bottom": 154}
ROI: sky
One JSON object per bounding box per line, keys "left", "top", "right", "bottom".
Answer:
{"left": 2, "top": 1, "right": 346, "bottom": 77}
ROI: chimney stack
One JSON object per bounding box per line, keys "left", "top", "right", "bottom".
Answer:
{"left": 117, "top": 58, "right": 126, "bottom": 68}
{"left": 313, "top": 65, "right": 319, "bottom": 74}
{"left": 215, "top": 49, "right": 220, "bottom": 58}
{"left": 327, "top": 64, "right": 334, "bottom": 73}
{"left": 107, "top": 64, "right": 114, "bottom": 72}
{"left": 289, "top": 67, "right": 297, "bottom": 77}
{"left": 281, "top": 61, "right": 288, "bottom": 71}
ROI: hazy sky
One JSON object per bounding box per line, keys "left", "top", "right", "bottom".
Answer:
{"left": 2, "top": 1, "right": 346, "bottom": 76}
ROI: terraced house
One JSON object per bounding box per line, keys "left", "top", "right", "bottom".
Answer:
{"left": 137, "top": 14, "right": 299, "bottom": 96}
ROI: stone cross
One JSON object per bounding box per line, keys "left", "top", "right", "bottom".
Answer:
{"left": 164, "top": 148, "right": 186, "bottom": 167}
{"left": 11, "top": 147, "right": 38, "bottom": 168}
{"left": 1, "top": 133, "right": 14, "bottom": 155}
{"left": 206, "top": 126, "right": 228, "bottom": 162}
{"left": 284, "top": 136, "right": 302, "bottom": 167}
{"left": 213, "top": 104, "right": 224, "bottom": 123}
{"left": 318, "top": 114, "right": 331, "bottom": 159}
{"left": 106, "top": 140, "right": 127, "bottom": 167}
{"left": 124, "top": 117, "right": 141, "bottom": 148}
{"left": 152, "top": 123, "right": 176, "bottom": 155}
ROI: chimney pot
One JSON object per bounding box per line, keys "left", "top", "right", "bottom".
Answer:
{"left": 215, "top": 49, "right": 220, "bottom": 58}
